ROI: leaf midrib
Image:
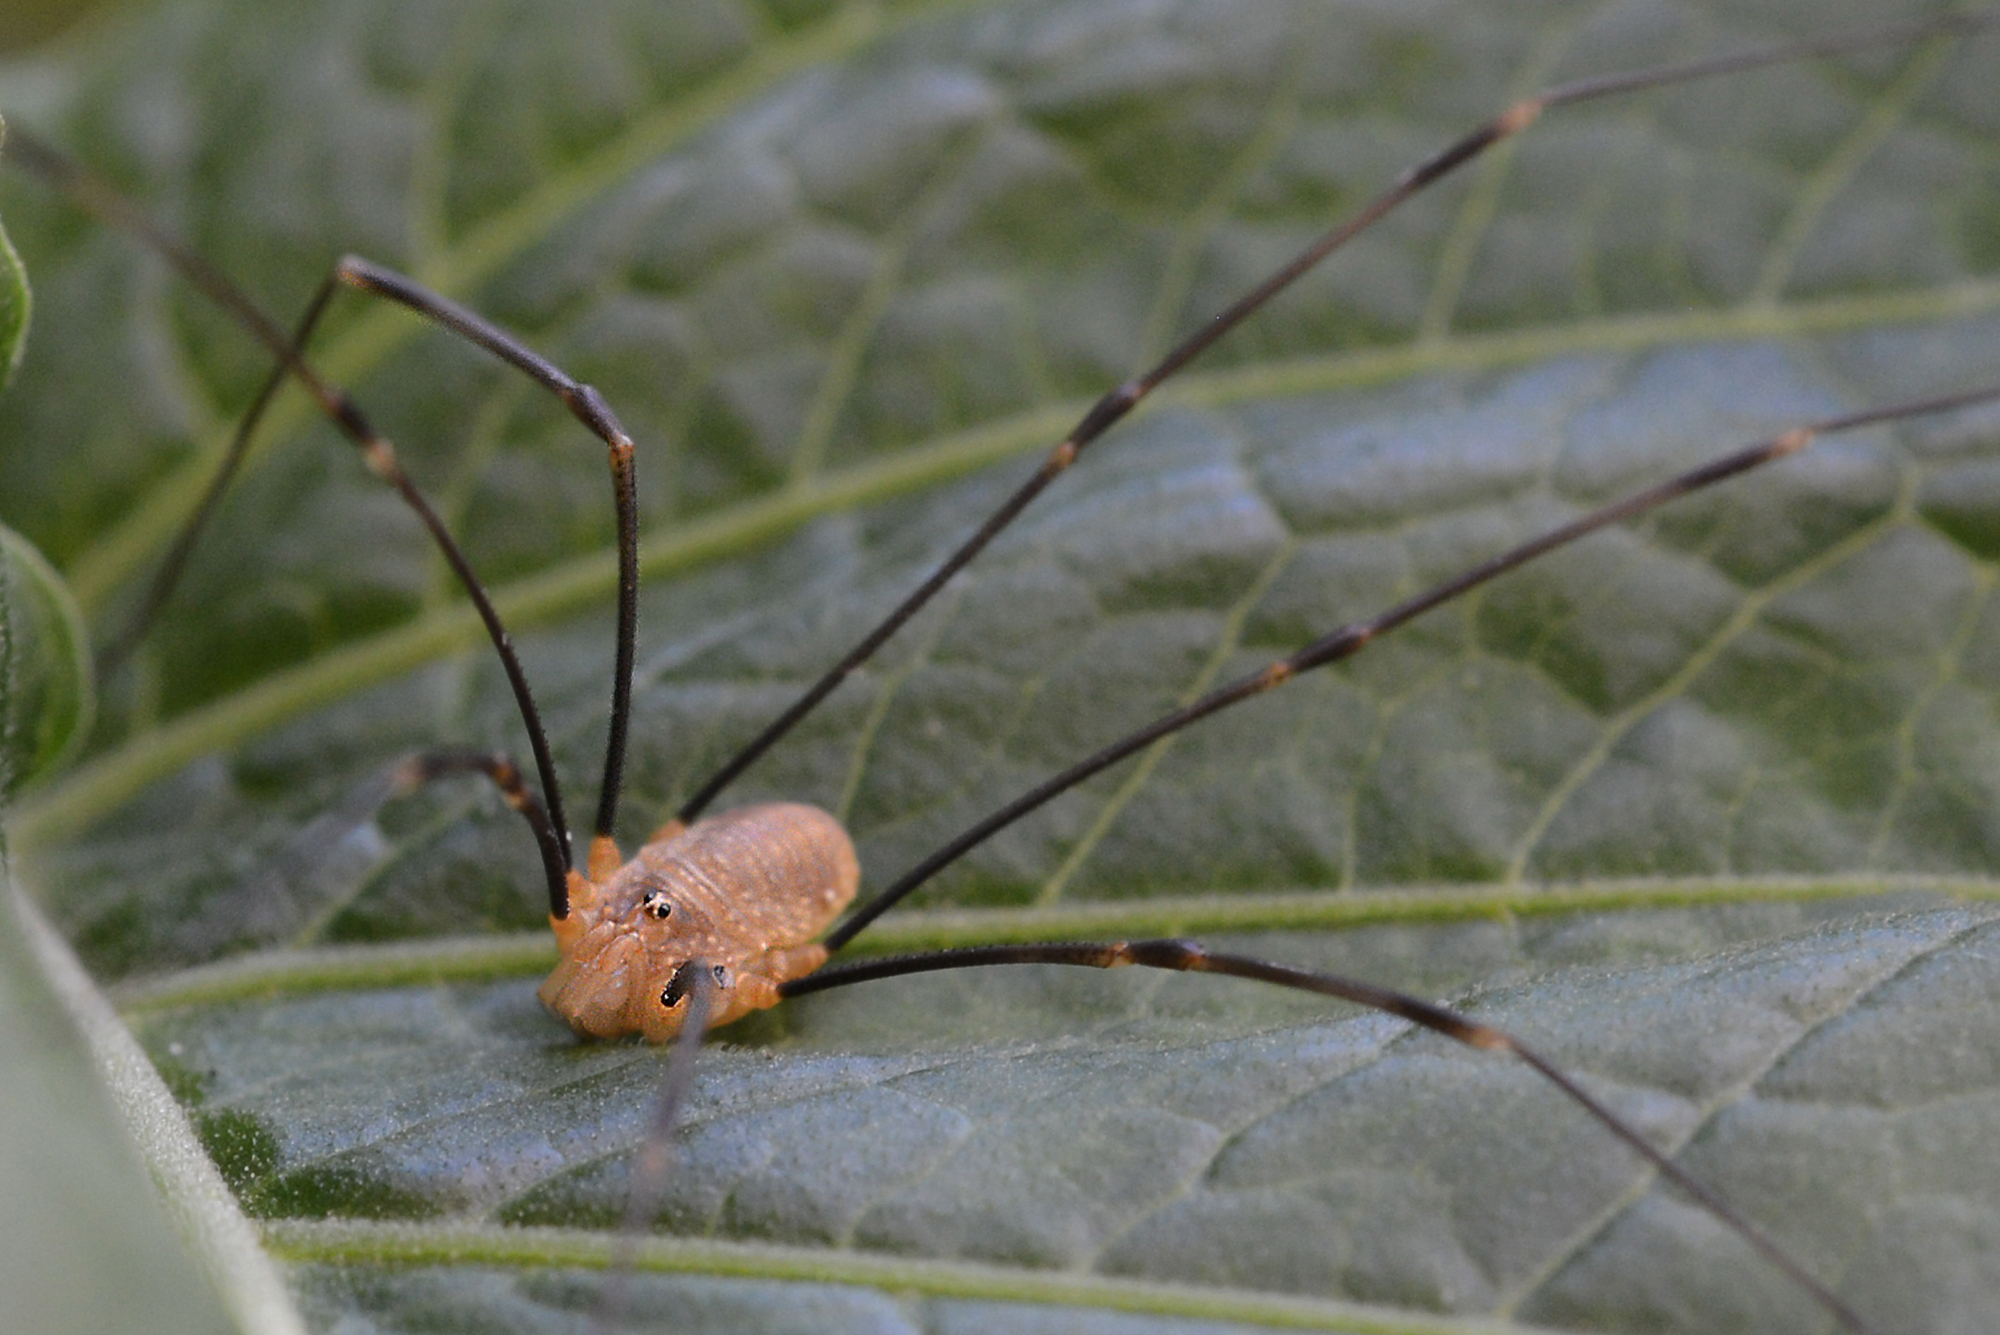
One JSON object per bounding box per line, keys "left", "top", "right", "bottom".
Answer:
{"left": 103, "top": 873, "right": 2000, "bottom": 1014}
{"left": 263, "top": 1216, "right": 1546, "bottom": 1335}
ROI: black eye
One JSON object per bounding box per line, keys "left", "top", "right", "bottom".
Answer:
{"left": 659, "top": 964, "right": 694, "bottom": 1009}
{"left": 711, "top": 964, "right": 730, "bottom": 988}
{"left": 642, "top": 892, "right": 672, "bottom": 920}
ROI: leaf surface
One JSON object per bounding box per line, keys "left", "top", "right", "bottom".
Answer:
{"left": 3, "top": 2, "right": 2000, "bottom": 1331}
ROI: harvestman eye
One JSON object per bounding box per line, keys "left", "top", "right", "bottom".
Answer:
{"left": 6, "top": 7, "right": 2000, "bottom": 1335}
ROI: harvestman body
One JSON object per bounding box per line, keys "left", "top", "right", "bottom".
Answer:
{"left": 540, "top": 804, "right": 856, "bottom": 1040}
{"left": 9, "top": 9, "right": 2000, "bottom": 1333}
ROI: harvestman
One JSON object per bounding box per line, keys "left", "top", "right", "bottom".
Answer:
{"left": 8, "top": 11, "right": 2000, "bottom": 1333}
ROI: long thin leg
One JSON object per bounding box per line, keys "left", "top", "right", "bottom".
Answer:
{"left": 825, "top": 381, "right": 2000, "bottom": 949}
{"left": 3, "top": 129, "right": 579, "bottom": 875}
{"left": 100, "top": 250, "right": 648, "bottom": 867}
{"left": 332, "top": 257, "right": 641, "bottom": 863}
{"left": 672, "top": 9, "right": 2000, "bottom": 826}
{"left": 782, "top": 938, "right": 1880, "bottom": 1335}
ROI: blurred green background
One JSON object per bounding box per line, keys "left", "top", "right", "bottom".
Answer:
{"left": 0, "top": 0, "right": 119, "bottom": 53}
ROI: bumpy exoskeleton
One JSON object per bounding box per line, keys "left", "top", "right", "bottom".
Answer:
{"left": 539, "top": 803, "right": 859, "bottom": 1042}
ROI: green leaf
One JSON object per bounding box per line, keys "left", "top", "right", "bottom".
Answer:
{"left": 0, "top": 122, "right": 27, "bottom": 394}
{"left": 0, "top": 521, "right": 95, "bottom": 797}
{"left": 5, "top": 1, "right": 2000, "bottom": 1332}
{"left": 0, "top": 118, "right": 95, "bottom": 797}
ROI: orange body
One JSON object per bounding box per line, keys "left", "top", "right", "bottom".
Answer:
{"left": 539, "top": 803, "right": 859, "bottom": 1041}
